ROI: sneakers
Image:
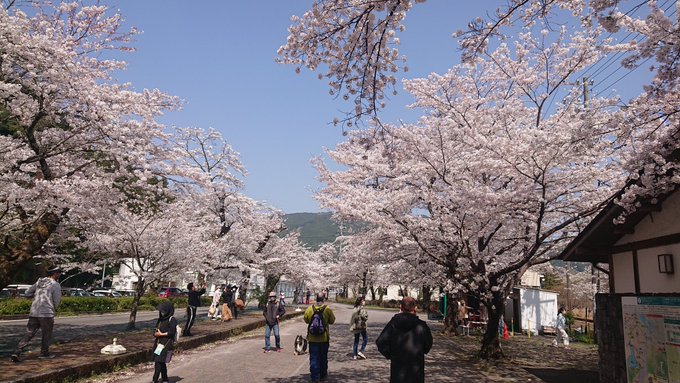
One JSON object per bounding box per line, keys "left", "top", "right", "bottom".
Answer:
{"left": 38, "top": 353, "right": 55, "bottom": 359}
{"left": 357, "top": 351, "right": 366, "bottom": 359}
{"left": 352, "top": 355, "right": 357, "bottom": 360}
{"left": 10, "top": 354, "right": 20, "bottom": 363}
{"left": 264, "top": 349, "right": 271, "bottom": 353}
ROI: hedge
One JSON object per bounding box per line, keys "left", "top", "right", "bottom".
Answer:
{"left": 0, "top": 296, "right": 213, "bottom": 316}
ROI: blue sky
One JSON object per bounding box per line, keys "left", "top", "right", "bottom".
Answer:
{"left": 111, "top": 1, "right": 652, "bottom": 213}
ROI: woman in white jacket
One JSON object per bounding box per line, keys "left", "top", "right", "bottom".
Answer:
{"left": 209, "top": 285, "right": 222, "bottom": 320}
{"left": 552, "top": 307, "right": 570, "bottom": 348}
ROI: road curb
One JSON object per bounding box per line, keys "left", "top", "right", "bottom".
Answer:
{"left": 7, "top": 311, "right": 304, "bottom": 383}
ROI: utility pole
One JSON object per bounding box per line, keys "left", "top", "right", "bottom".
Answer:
{"left": 582, "top": 76, "right": 590, "bottom": 107}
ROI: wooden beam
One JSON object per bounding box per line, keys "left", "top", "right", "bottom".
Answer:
{"left": 612, "top": 227, "right": 635, "bottom": 236}
{"left": 612, "top": 233, "right": 680, "bottom": 253}
{"left": 633, "top": 250, "right": 640, "bottom": 294}
{"left": 608, "top": 253, "right": 615, "bottom": 293}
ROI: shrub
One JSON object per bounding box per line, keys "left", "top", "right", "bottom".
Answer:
{"left": 0, "top": 298, "right": 33, "bottom": 315}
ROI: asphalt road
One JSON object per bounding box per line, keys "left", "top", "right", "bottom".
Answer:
{"left": 0, "top": 307, "right": 210, "bottom": 354}
{"left": 107, "top": 304, "right": 403, "bottom": 383}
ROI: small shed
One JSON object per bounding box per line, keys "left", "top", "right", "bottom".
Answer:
{"left": 504, "top": 286, "right": 559, "bottom": 335}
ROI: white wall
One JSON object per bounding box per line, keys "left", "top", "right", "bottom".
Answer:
{"left": 638, "top": 246, "right": 679, "bottom": 293}
{"left": 611, "top": 252, "right": 636, "bottom": 293}
{"left": 519, "top": 288, "right": 558, "bottom": 335}
{"left": 618, "top": 191, "right": 680, "bottom": 243}
{"left": 612, "top": 191, "right": 680, "bottom": 294}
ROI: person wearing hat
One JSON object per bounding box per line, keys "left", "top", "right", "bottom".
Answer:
{"left": 262, "top": 290, "right": 286, "bottom": 352}
{"left": 10, "top": 267, "right": 62, "bottom": 362}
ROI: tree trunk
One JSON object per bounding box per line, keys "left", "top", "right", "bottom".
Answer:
{"left": 360, "top": 271, "right": 367, "bottom": 296}
{"left": 421, "top": 285, "right": 432, "bottom": 312}
{"left": 127, "top": 278, "right": 146, "bottom": 330}
{"left": 258, "top": 274, "right": 281, "bottom": 308}
{"left": 378, "top": 286, "right": 385, "bottom": 302}
{"left": 0, "top": 211, "right": 61, "bottom": 290}
{"left": 479, "top": 293, "right": 505, "bottom": 359}
{"left": 442, "top": 294, "right": 459, "bottom": 335}
{"left": 369, "top": 285, "right": 376, "bottom": 301}
{"left": 237, "top": 270, "right": 250, "bottom": 303}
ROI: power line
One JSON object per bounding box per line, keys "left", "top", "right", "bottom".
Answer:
{"left": 585, "top": 0, "right": 677, "bottom": 96}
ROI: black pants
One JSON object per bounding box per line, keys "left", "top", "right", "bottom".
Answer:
{"left": 183, "top": 305, "right": 197, "bottom": 335}
{"left": 153, "top": 361, "right": 168, "bottom": 382}
{"left": 229, "top": 302, "right": 237, "bottom": 319}
{"left": 15, "top": 316, "right": 54, "bottom": 355}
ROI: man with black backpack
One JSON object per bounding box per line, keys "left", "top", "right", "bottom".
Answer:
{"left": 304, "top": 292, "right": 336, "bottom": 383}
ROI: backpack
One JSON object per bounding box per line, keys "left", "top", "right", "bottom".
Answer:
{"left": 308, "top": 305, "right": 326, "bottom": 336}
{"left": 171, "top": 316, "right": 181, "bottom": 342}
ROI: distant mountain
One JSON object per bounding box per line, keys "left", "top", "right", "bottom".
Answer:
{"left": 282, "top": 212, "right": 366, "bottom": 250}
{"left": 282, "top": 212, "right": 340, "bottom": 250}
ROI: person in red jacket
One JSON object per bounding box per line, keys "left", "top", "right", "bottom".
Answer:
{"left": 376, "top": 297, "right": 433, "bottom": 383}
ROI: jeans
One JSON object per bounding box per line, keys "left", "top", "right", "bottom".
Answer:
{"left": 15, "top": 316, "right": 54, "bottom": 355}
{"left": 353, "top": 330, "right": 367, "bottom": 356}
{"left": 264, "top": 323, "right": 280, "bottom": 349}
{"left": 309, "top": 342, "right": 329, "bottom": 381}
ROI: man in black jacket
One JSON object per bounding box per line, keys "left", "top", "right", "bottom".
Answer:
{"left": 221, "top": 285, "right": 238, "bottom": 320}
{"left": 183, "top": 282, "right": 205, "bottom": 336}
{"left": 376, "top": 296, "right": 433, "bottom": 383}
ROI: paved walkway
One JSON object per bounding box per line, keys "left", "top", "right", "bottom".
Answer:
{"left": 0, "top": 303, "right": 600, "bottom": 383}
{"left": 0, "top": 307, "right": 285, "bottom": 383}
{"left": 96, "top": 304, "right": 599, "bottom": 383}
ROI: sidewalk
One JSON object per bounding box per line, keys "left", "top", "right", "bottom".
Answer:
{"left": 0, "top": 310, "right": 304, "bottom": 383}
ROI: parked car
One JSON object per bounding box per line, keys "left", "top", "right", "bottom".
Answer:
{"left": 92, "top": 289, "right": 122, "bottom": 298}
{"left": 158, "top": 287, "right": 186, "bottom": 298}
{"left": 115, "top": 289, "right": 137, "bottom": 297}
{"left": 62, "top": 288, "right": 95, "bottom": 297}
{"left": 0, "top": 288, "right": 14, "bottom": 299}
{"left": 2, "top": 284, "right": 33, "bottom": 298}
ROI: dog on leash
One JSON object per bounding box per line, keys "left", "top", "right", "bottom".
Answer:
{"left": 293, "top": 335, "right": 308, "bottom": 355}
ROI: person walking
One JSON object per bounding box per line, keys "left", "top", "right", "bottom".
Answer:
{"left": 376, "top": 297, "right": 433, "bottom": 383}
{"left": 279, "top": 291, "right": 286, "bottom": 307}
{"left": 552, "top": 307, "right": 570, "bottom": 348}
{"left": 304, "top": 292, "right": 336, "bottom": 382}
{"left": 152, "top": 300, "right": 178, "bottom": 383}
{"left": 305, "top": 289, "right": 311, "bottom": 305}
{"left": 263, "top": 291, "right": 286, "bottom": 352}
{"left": 10, "top": 267, "right": 62, "bottom": 362}
{"left": 349, "top": 296, "right": 368, "bottom": 360}
{"left": 183, "top": 282, "right": 205, "bottom": 336}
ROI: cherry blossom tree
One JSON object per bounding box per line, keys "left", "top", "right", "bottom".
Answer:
{"left": 311, "top": 16, "right": 627, "bottom": 357}
{"left": 87, "top": 198, "right": 203, "bottom": 329}
{"left": 0, "top": 1, "right": 179, "bottom": 289}
{"left": 456, "top": 0, "right": 680, "bottom": 219}
{"left": 277, "top": 0, "right": 425, "bottom": 125}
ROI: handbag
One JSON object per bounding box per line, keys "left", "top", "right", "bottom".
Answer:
{"left": 235, "top": 298, "right": 245, "bottom": 310}
{"left": 208, "top": 305, "right": 216, "bottom": 316}
{"left": 154, "top": 343, "right": 165, "bottom": 356}
{"left": 222, "top": 304, "right": 232, "bottom": 321}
